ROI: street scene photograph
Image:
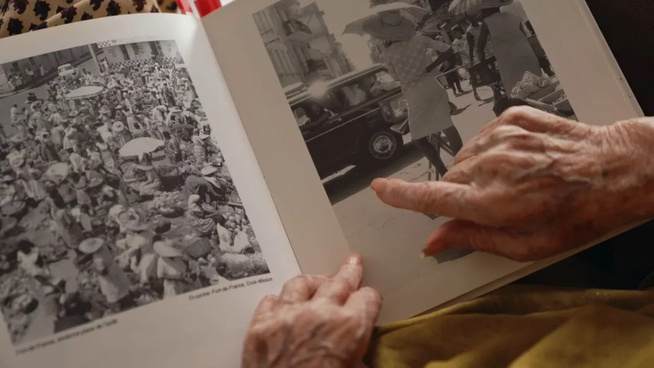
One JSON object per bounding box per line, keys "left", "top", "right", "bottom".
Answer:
{"left": 0, "top": 40, "right": 270, "bottom": 345}
{"left": 253, "top": 0, "right": 577, "bottom": 265}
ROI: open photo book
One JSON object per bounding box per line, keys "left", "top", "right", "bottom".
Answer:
{"left": 0, "top": 0, "right": 645, "bottom": 367}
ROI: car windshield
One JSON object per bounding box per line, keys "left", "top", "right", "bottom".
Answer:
{"left": 291, "top": 68, "right": 401, "bottom": 127}
{"left": 317, "top": 70, "right": 400, "bottom": 113}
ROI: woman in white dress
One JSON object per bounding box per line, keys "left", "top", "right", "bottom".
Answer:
{"left": 154, "top": 239, "right": 187, "bottom": 298}
{"left": 477, "top": 7, "right": 542, "bottom": 95}
{"left": 363, "top": 12, "right": 463, "bottom": 176}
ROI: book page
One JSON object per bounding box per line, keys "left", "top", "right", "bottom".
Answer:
{"left": 0, "top": 14, "right": 303, "bottom": 368}
{"left": 202, "top": 0, "right": 643, "bottom": 324}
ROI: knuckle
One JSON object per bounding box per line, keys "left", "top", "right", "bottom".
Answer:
{"left": 261, "top": 294, "right": 277, "bottom": 303}
{"left": 290, "top": 274, "right": 309, "bottom": 284}
{"left": 286, "top": 275, "right": 309, "bottom": 289}
{"left": 500, "top": 106, "right": 530, "bottom": 123}
{"left": 361, "top": 287, "right": 382, "bottom": 306}
{"left": 504, "top": 132, "right": 538, "bottom": 149}
{"left": 248, "top": 323, "right": 270, "bottom": 339}
{"left": 330, "top": 280, "right": 351, "bottom": 296}
{"left": 339, "top": 310, "right": 364, "bottom": 327}
{"left": 415, "top": 182, "right": 436, "bottom": 211}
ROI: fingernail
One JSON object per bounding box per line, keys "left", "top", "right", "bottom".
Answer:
{"left": 347, "top": 253, "right": 362, "bottom": 265}
{"left": 420, "top": 250, "right": 430, "bottom": 258}
{"left": 370, "top": 178, "right": 387, "bottom": 192}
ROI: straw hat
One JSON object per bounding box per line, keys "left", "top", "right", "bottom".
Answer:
{"left": 108, "top": 204, "right": 127, "bottom": 221}
{"left": 112, "top": 121, "right": 126, "bottom": 132}
{"left": 136, "top": 164, "right": 154, "bottom": 171}
{"left": 88, "top": 177, "right": 104, "bottom": 188}
{"left": 363, "top": 12, "right": 416, "bottom": 42}
{"left": 201, "top": 166, "right": 219, "bottom": 176}
{"left": 78, "top": 238, "right": 105, "bottom": 254}
{"left": 118, "top": 211, "right": 149, "bottom": 232}
{"left": 153, "top": 239, "right": 183, "bottom": 258}
{"left": 101, "top": 186, "right": 115, "bottom": 196}
{"left": 8, "top": 155, "right": 25, "bottom": 169}
{"left": 0, "top": 174, "right": 16, "bottom": 183}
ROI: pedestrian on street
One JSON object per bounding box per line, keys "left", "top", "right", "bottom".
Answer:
{"left": 154, "top": 238, "right": 188, "bottom": 299}
{"left": 363, "top": 11, "right": 463, "bottom": 177}
{"left": 477, "top": 7, "right": 542, "bottom": 96}
{"left": 24, "top": 66, "right": 34, "bottom": 83}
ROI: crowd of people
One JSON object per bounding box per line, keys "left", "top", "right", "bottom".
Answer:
{"left": 361, "top": 1, "right": 560, "bottom": 178}
{"left": 0, "top": 54, "right": 269, "bottom": 344}
{"left": 3, "top": 64, "right": 47, "bottom": 92}
{"left": 426, "top": 6, "right": 552, "bottom": 103}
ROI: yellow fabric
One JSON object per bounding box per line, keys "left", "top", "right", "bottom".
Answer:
{"left": 368, "top": 286, "right": 654, "bottom": 368}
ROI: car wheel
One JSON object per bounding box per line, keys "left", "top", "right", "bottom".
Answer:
{"left": 360, "top": 129, "right": 403, "bottom": 166}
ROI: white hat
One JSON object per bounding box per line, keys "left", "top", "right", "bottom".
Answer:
{"left": 118, "top": 211, "right": 149, "bottom": 232}
{"left": 112, "top": 121, "right": 126, "bottom": 132}
{"left": 188, "top": 194, "right": 201, "bottom": 206}
{"left": 153, "top": 239, "right": 183, "bottom": 258}
{"left": 78, "top": 238, "right": 105, "bottom": 254}
{"left": 201, "top": 166, "right": 219, "bottom": 176}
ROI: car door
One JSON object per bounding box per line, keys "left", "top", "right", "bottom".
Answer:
{"left": 303, "top": 86, "right": 368, "bottom": 177}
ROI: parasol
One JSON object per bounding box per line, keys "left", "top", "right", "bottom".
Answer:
{"left": 119, "top": 137, "right": 165, "bottom": 157}
{"left": 342, "top": 2, "right": 431, "bottom": 36}
{"left": 65, "top": 86, "right": 105, "bottom": 100}
{"left": 45, "top": 162, "right": 70, "bottom": 183}
{"left": 448, "top": 0, "right": 513, "bottom": 15}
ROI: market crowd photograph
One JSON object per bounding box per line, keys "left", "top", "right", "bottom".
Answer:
{"left": 252, "top": 0, "right": 576, "bottom": 264}
{"left": 0, "top": 40, "right": 270, "bottom": 345}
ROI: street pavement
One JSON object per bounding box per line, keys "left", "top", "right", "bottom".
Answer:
{"left": 324, "top": 81, "right": 498, "bottom": 297}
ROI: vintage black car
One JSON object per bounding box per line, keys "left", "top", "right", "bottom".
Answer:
{"left": 288, "top": 65, "right": 408, "bottom": 179}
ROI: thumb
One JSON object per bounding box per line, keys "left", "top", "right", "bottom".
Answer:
{"left": 423, "top": 220, "right": 540, "bottom": 262}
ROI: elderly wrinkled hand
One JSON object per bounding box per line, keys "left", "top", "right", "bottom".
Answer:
{"left": 242, "top": 254, "right": 381, "bottom": 368}
{"left": 372, "top": 107, "right": 654, "bottom": 261}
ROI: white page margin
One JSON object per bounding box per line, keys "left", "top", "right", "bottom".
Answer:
{"left": 201, "top": 0, "right": 647, "bottom": 323}
{"left": 0, "top": 13, "right": 300, "bottom": 368}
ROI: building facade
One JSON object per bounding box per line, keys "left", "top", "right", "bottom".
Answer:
{"left": 0, "top": 46, "right": 91, "bottom": 93}
{"left": 96, "top": 41, "right": 182, "bottom": 72}
{"left": 254, "top": 0, "right": 353, "bottom": 90}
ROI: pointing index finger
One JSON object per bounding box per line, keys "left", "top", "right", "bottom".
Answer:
{"left": 371, "top": 178, "right": 477, "bottom": 220}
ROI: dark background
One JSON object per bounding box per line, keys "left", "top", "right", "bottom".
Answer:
{"left": 428, "top": 0, "right": 448, "bottom": 12}
{"left": 518, "top": 1, "right": 654, "bottom": 289}
{"left": 585, "top": 0, "right": 654, "bottom": 116}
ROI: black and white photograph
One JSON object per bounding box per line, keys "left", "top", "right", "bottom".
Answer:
{"left": 0, "top": 40, "right": 270, "bottom": 346}
{"left": 253, "top": 0, "right": 576, "bottom": 262}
